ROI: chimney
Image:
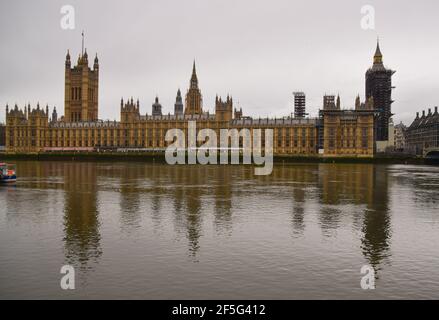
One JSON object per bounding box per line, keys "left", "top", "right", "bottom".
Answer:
{"left": 428, "top": 108, "right": 432, "bottom": 115}
{"left": 416, "top": 112, "right": 419, "bottom": 118}
{"left": 435, "top": 107, "right": 438, "bottom": 113}
{"left": 422, "top": 110, "right": 425, "bottom": 117}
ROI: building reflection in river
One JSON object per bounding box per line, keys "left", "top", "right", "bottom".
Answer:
{"left": 213, "top": 166, "right": 233, "bottom": 236}
{"left": 11, "top": 161, "right": 392, "bottom": 272}
{"left": 62, "top": 162, "right": 102, "bottom": 269}
{"left": 63, "top": 163, "right": 391, "bottom": 270}
{"left": 119, "top": 164, "right": 142, "bottom": 232}
{"left": 362, "top": 166, "right": 391, "bottom": 272}
{"left": 318, "top": 164, "right": 391, "bottom": 272}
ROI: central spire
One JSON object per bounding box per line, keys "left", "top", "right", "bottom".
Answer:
{"left": 190, "top": 60, "right": 198, "bottom": 89}
{"left": 185, "top": 60, "right": 202, "bottom": 115}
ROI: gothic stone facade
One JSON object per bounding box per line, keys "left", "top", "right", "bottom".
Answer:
{"left": 5, "top": 48, "right": 375, "bottom": 158}
{"left": 406, "top": 107, "right": 439, "bottom": 155}
{"left": 321, "top": 95, "right": 375, "bottom": 157}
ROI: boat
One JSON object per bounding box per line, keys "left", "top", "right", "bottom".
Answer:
{"left": 0, "top": 163, "right": 17, "bottom": 183}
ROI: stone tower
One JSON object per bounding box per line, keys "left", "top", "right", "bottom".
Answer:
{"left": 52, "top": 107, "right": 58, "bottom": 123}
{"left": 185, "top": 61, "right": 203, "bottom": 115}
{"left": 120, "top": 97, "right": 140, "bottom": 123}
{"left": 215, "top": 95, "right": 233, "bottom": 121}
{"left": 5, "top": 103, "right": 49, "bottom": 153}
{"left": 365, "top": 40, "right": 395, "bottom": 142}
{"left": 152, "top": 96, "right": 163, "bottom": 117}
{"left": 64, "top": 44, "right": 99, "bottom": 122}
{"left": 174, "top": 89, "right": 184, "bottom": 116}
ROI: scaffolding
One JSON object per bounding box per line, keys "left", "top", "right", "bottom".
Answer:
{"left": 293, "top": 92, "right": 307, "bottom": 119}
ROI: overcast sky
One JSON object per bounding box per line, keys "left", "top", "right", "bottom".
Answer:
{"left": 1, "top": 0, "right": 438, "bottom": 125}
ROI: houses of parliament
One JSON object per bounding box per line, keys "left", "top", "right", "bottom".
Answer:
{"left": 5, "top": 41, "right": 394, "bottom": 157}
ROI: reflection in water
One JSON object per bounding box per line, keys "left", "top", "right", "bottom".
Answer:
{"left": 148, "top": 163, "right": 393, "bottom": 267}
{"left": 213, "top": 166, "right": 233, "bottom": 236}
{"left": 287, "top": 165, "right": 317, "bottom": 236}
{"left": 171, "top": 167, "right": 185, "bottom": 236}
{"left": 145, "top": 166, "right": 234, "bottom": 258}
{"left": 112, "top": 163, "right": 393, "bottom": 266}
{"left": 318, "top": 164, "right": 391, "bottom": 271}
{"left": 144, "top": 165, "right": 206, "bottom": 259}
{"left": 119, "top": 164, "right": 141, "bottom": 232}
{"left": 10, "top": 161, "right": 393, "bottom": 270}
{"left": 62, "top": 162, "right": 102, "bottom": 269}
{"left": 362, "top": 166, "right": 391, "bottom": 273}
{"left": 391, "top": 165, "right": 439, "bottom": 209}
{"left": 183, "top": 167, "right": 204, "bottom": 259}
{"left": 5, "top": 161, "right": 439, "bottom": 299}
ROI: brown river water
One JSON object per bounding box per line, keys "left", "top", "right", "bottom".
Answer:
{"left": 0, "top": 161, "right": 438, "bottom": 299}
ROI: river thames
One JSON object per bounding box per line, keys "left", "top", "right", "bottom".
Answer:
{"left": 0, "top": 161, "right": 438, "bottom": 299}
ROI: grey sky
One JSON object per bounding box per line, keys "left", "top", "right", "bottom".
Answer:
{"left": 1, "top": 0, "right": 438, "bottom": 125}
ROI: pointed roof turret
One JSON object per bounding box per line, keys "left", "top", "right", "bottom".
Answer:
{"left": 190, "top": 60, "right": 198, "bottom": 89}
{"left": 192, "top": 60, "right": 196, "bottom": 77}
{"left": 152, "top": 96, "right": 162, "bottom": 116}
{"left": 65, "top": 49, "right": 71, "bottom": 68}
{"left": 175, "top": 89, "right": 182, "bottom": 103}
{"left": 94, "top": 53, "right": 99, "bottom": 69}
{"left": 174, "top": 88, "right": 184, "bottom": 115}
{"left": 355, "top": 95, "right": 361, "bottom": 109}
{"left": 373, "top": 38, "right": 383, "bottom": 65}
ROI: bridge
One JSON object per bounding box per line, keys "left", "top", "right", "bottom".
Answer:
{"left": 424, "top": 147, "right": 439, "bottom": 159}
